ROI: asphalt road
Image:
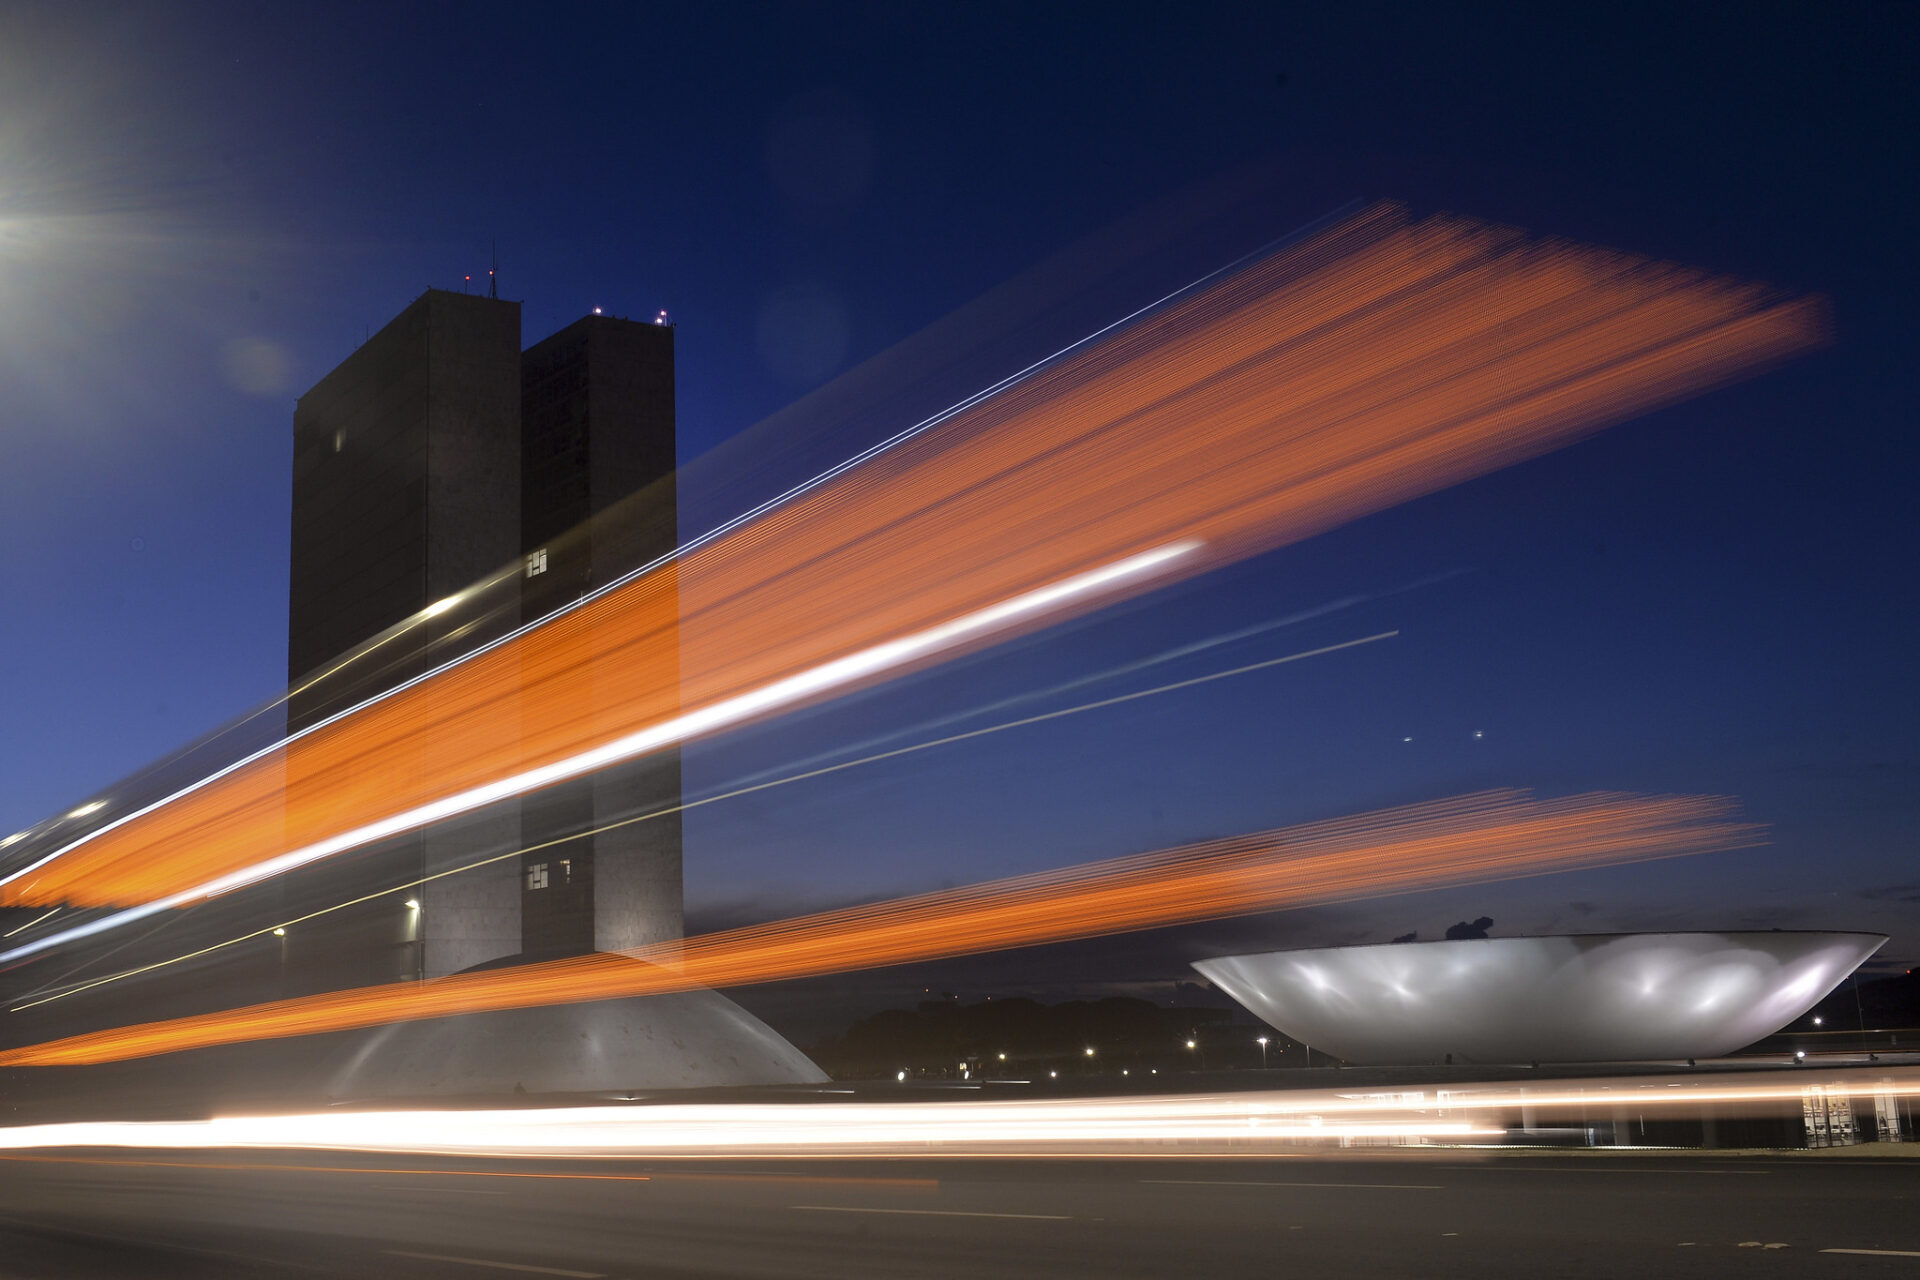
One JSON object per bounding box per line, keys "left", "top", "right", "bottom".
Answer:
{"left": 3, "top": 1148, "right": 1918, "bottom": 1278}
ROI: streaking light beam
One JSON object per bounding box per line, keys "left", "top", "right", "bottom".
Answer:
{"left": 0, "top": 542, "right": 1196, "bottom": 965}
{"left": 0, "top": 790, "right": 1761, "bottom": 1067}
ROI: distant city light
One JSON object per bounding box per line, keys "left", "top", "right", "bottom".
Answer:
{"left": 1185, "top": 1040, "right": 1197, "bottom": 1050}
{"left": 1812, "top": 1016, "right": 1823, "bottom": 1026}
{"left": 997, "top": 1052, "right": 1007, "bottom": 1061}
{"left": 404, "top": 899, "right": 420, "bottom": 911}
{"left": 896, "top": 1070, "right": 906, "bottom": 1082}
{"left": 1084, "top": 1046, "right": 1095, "bottom": 1057}
{"left": 0, "top": 831, "right": 25, "bottom": 849}
{"left": 1048, "top": 1070, "right": 1058, "bottom": 1078}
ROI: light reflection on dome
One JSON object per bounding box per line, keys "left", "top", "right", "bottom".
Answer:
{"left": 1195, "top": 931, "right": 1884, "bottom": 1065}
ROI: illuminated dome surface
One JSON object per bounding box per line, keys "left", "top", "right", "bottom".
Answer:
{"left": 325, "top": 956, "right": 828, "bottom": 1099}
{"left": 1193, "top": 931, "right": 1885, "bottom": 1065}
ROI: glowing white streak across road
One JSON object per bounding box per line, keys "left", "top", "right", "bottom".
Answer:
{"left": 0, "top": 1098, "right": 1494, "bottom": 1157}
{"left": 4, "top": 1067, "right": 1911, "bottom": 1157}
{"left": 0, "top": 543, "right": 1197, "bottom": 965}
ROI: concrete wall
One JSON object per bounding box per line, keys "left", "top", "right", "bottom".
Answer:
{"left": 286, "top": 291, "right": 525, "bottom": 990}
{"left": 520, "top": 315, "right": 684, "bottom": 956}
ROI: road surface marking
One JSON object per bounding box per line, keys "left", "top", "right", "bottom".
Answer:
{"left": 791, "top": 1205, "right": 1071, "bottom": 1220}
{"left": 1140, "top": 1179, "right": 1443, "bottom": 1190}
{"left": 1823, "top": 1249, "right": 1920, "bottom": 1258}
{"left": 1444, "top": 1165, "right": 1768, "bottom": 1176}
{"left": 652, "top": 1171, "right": 936, "bottom": 1189}
{"left": 383, "top": 1250, "right": 604, "bottom": 1277}
{"left": 1528, "top": 1174, "right": 1766, "bottom": 1182}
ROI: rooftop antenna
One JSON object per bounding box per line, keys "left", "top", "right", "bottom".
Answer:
{"left": 489, "top": 240, "right": 498, "bottom": 300}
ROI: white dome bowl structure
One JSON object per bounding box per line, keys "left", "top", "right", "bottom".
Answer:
{"left": 325, "top": 956, "right": 829, "bottom": 1099}
{"left": 1193, "top": 931, "right": 1886, "bottom": 1066}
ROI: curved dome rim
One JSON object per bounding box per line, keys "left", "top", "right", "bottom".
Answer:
{"left": 1198, "top": 928, "right": 1889, "bottom": 965}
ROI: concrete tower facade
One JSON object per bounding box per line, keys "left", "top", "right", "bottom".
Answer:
{"left": 518, "top": 314, "right": 682, "bottom": 959}
{"left": 286, "top": 292, "right": 681, "bottom": 992}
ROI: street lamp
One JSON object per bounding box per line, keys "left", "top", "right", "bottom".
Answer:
{"left": 1256, "top": 1035, "right": 1270, "bottom": 1068}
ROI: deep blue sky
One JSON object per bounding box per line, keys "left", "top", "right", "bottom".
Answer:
{"left": 2, "top": 3, "right": 1915, "bottom": 983}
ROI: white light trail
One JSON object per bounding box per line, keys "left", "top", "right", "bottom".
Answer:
{"left": 1, "top": 908, "right": 61, "bottom": 939}
{"left": 0, "top": 543, "right": 1197, "bottom": 965}
{"left": 8, "top": 628, "right": 1394, "bottom": 1014}
{"left": 0, "top": 217, "right": 1306, "bottom": 902}
{"left": 9, "top": 1067, "right": 1911, "bottom": 1158}
{"left": 8, "top": 1067, "right": 1918, "bottom": 1159}
{"left": 0, "top": 1094, "right": 1495, "bottom": 1158}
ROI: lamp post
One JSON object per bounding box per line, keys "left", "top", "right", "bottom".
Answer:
{"left": 1256, "top": 1035, "right": 1270, "bottom": 1068}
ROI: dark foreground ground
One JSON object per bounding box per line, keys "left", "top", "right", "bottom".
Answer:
{"left": 2, "top": 1147, "right": 1918, "bottom": 1279}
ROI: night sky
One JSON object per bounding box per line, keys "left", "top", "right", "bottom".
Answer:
{"left": 3, "top": 3, "right": 1916, "bottom": 1010}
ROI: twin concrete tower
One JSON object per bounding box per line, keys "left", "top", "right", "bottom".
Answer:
{"left": 285, "top": 290, "right": 682, "bottom": 994}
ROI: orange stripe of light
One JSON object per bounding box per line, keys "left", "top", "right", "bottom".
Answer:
{"left": 5, "top": 204, "right": 1822, "bottom": 910}
{"left": 0, "top": 790, "right": 1762, "bottom": 1066}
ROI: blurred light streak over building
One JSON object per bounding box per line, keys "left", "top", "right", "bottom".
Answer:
{"left": 6, "top": 631, "right": 1400, "bottom": 1013}
{"left": 0, "top": 790, "right": 1761, "bottom": 1066}
{"left": 0, "top": 203, "right": 1824, "bottom": 943}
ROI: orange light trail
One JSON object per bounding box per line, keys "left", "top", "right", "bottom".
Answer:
{"left": 0, "top": 790, "right": 1760, "bottom": 1067}
{"left": 1, "top": 204, "right": 1822, "bottom": 916}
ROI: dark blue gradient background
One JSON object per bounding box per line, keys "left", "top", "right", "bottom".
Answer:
{"left": 1, "top": 4, "right": 1913, "bottom": 981}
